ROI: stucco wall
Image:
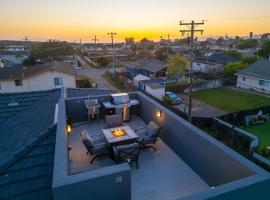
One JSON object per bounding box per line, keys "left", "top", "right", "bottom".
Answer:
{"left": 0, "top": 71, "right": 76, "bottom": 93}
{"left": 136, "top": 92, "right": 262, "bottom": 187}
{"left": 237, "top": 75, "right": 270, "bottom": 93}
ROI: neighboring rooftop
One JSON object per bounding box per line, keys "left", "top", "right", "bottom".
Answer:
{"left": 0, "top": 89, "right": 60, "bottom": 169}
{"left": 0, "top": 90, "right": 58, "bottom": 120}
{"left": 0, "top": 50, "right": 30, "bottom": 56}
{"left": 125, "top": 59, "right": 166, "bottom": 73}
{"left": 236, "top": 59, "right": 270, "bottom": 80}
{"left": 0, "top": 62, "right": 75, "bottom": 80}
{"left": 0, "top": 128, "right": 56, "bottom": 200}
{"left": 197, "top": 53, "right": 238, "bottom": 65}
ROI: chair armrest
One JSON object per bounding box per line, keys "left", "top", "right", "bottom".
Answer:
{"left": 91, "top": 133, "right": 105, "bottom": 138}
{"left": 135, "top": 126, "right": 146, "bottom": 132}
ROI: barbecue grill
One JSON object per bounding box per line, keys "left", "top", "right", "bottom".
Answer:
{"left": 84, "top": 97, "right": 100, "bottom": 121}
{"left": 103, "top": 93, "right": 139, "bottom": 122}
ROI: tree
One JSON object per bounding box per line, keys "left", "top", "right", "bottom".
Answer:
{"left": 237, "top": 39, "right": 257, "bottom": 50}
{"left": 217, "top": 37, "right": 225, "bottom": 44}
{"left": 125, "top": 37, "right": 135, "bottom": 46}
{"left": 250, "top": 32, "right": 253, "bottom": 39}
{"left": 223, "top": 62, "right": 247, "bottom": 76}
{"left": 166, "top": 55, "right": 188, "bottom": 77}
{"left": 241, "top": 56, "right": 258, "bottom": 65}
{"left": 125, "top": 37, "right": 137, "bottom": 52}
{"left": 258, "top": 40, "right": 270, "bottom": 58}
{"left": 155, "top": 47, "right": 174, "bottom": 62}
{"left": 22, "top": 54, "right": 36, "bottom": 66}
{"left": 225, "top": 50, "right": 242, "bottom": 60}
{"left": 139, "top": 38, "right": 155, "bottom": 50}
{"left": 96, "top": 56, "right": 109, "bottom": 67}
{"left": 29, "top": 40, "right": 74, "bottom": 62}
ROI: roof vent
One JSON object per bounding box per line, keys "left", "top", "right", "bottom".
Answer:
{"left": 8, "top": 101, "right": 19, "bottom": 107}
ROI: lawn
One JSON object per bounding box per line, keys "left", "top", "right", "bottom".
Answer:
{"left": 242, "top": 122, "right": 270, "bottom": 148}
{"left": 192, "top": 88, "right": 270, "bottom": 112}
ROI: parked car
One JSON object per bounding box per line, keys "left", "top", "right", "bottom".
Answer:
{"left": 165, "top": 92, "right": 181, "bottom": 105}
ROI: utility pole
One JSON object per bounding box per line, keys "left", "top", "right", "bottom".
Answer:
{"left": 80, "top": 39, "right": 82, "bottom": 54}
{"left": 107, "top": 32, "right": 117, "bottom": 79}
{"left": 24, "top": 36, "right": 28, "bottom": 50}
{"left": 180, "top": 20, "right": 204, "bottom": 122}
{"left": 167, "top": 34, "right": 170, "bottom": 55}
{"left": 92, "top": 35, "right": 99, "bottom": 66}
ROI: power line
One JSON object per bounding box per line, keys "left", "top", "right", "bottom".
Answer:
{"left": 180, "top": 20, "right": 205, "bottom": 122}
{"left": 107, "top": 32, "right": 117, "bottom": 79}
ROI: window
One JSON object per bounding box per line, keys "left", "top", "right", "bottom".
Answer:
{"left": 242, "top": 77, "right": 246, "bottom": 81}
{"left": 15, "top": 79, "right": 23, "bottom": 86}
{"left": 54, "top": 77, "right": 63, "bottom": 86}
{"left": 259, "top": 80, "right": 269, "bottom": 87}
{"left": 259, "top": 80, "right": 264, "bottom": 86}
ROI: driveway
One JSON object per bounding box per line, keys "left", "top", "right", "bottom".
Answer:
{"left": 76, "top": 56, "right": 120, "bottom": 91}
{"left": 173, "top": 94, "right": 227, "bottom": 118}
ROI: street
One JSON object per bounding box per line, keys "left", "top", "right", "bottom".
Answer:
{"left": 76, "top": 56, "right": 121, "bottom": 91}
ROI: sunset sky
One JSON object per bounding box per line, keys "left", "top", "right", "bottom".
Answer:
{"left": 1, "top": 0, "right": 270, "bottom": 42}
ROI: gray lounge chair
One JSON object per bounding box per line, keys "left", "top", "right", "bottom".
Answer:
{"left": 135, "top": 121, "right": 161, "bottom": 151}
{"left": 80, "top": 129, "right": 109, "bottom": 164}
{"left": 113, "top": 143, "right": 140, "bottom": 169}
{"left": 105, "top": 114, "right": 122, "bottom": 128}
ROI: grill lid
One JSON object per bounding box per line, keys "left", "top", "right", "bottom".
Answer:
{"left": 111, "top": 93, "right": 129, "bottom": 105}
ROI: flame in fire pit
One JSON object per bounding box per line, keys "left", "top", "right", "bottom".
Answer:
{"left": 112, "top": 128, "right": 127, "bottom": 137}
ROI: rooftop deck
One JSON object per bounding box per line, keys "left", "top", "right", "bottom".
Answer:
{"left": 69, "top": 116, "right": 209, "bottom": 200}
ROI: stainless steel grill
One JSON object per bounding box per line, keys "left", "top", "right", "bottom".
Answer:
{"left": 103, "top": 93, "right": 139, "bottom": 122}
{"left": 111, "top": 93, "right": 130, "bottom": 105}
{"left": 84, "top": 98, "right": 100, "bottom": 121}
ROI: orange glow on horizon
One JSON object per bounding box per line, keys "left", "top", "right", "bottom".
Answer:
{"left": 1, "top": 0, "right": 270, "bottom": 42}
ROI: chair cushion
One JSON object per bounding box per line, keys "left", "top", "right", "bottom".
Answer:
{"left": 146, "top": 121, "right": 160, "bottom": 137}
{"left": 80, "top": 129, "right": 94, "bottom": 148}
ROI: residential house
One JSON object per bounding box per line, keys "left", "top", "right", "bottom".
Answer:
{"left": 132, "top": 74, "right": 150, "bottom": 87}
{"left": 207, "top": 53, "right": 238, "bottom": 65}
{"left": 193, "top": 53, "right": 238, "bottom": 73}
{"left": 125, "top": 59, "right": 167, "bottom": 78}
{"left": 193, "top": 59, "right": 223, "bottom": 73}
{"left": 0, "top": 51, "right": 30, "bottom": 66}
{"left": 236, "top": 59, "right": 270, "bottom": 94}
{"left": 0, "top": 62, "right": 76, "bottom": 93}
{"left": 261, "top": 33, "right": 270, "bottom": 39}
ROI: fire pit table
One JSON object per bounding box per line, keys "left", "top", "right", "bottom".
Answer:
{"left": 102, "top": 125, "right": 138, "bottom": 146}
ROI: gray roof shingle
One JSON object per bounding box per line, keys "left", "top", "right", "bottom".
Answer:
{"left": 0, "top": 89, "right": 60, "bottom": 200}
{"left": 125, "top": 59, "right": 166, "bottom": 73}
{"left": 0, "top": 128, "right": 56, "bottom": 200}
{"left": 236, "top": 59, "right": 270, "bottom": 80}
{"left": 0, "top": 62, "right": 75, "bottom": 80}
{"left": 0, "top": 89, "right": 60, "bottom": 170}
